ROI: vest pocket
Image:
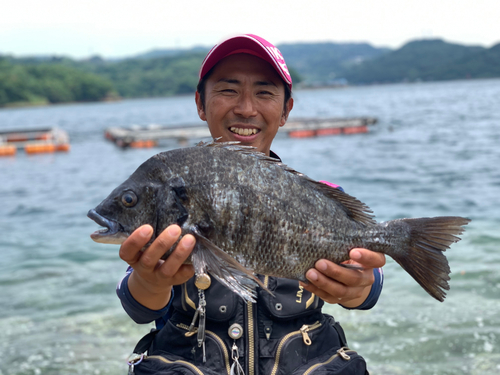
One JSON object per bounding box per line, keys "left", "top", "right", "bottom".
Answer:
{"left": 173, "top": 279, "right": 239, "bottom": 322}
{"left": 265, "top": 316, "right": 366, "bottom": 375}
{"left": 267, "top": 320, "right": 324, "bottom": 375}
{"left": 258, "top": 277, "right": 322, "bottom": 320}
{"left": 147, "top": 319, "right": 231, "bottom": 375}
{"left": 293, "top": 347, "right": 368, "bottom": 375}
{"left": 132, "top": 354, "right": 215, "bottom": 374}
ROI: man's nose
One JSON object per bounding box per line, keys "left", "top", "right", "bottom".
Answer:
{"left": 233, "top": 92, "right": 257, "bottom": 118}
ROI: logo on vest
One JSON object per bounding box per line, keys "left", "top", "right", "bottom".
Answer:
{"left": 296, "top": 285, "right": 304, "bottom": 303}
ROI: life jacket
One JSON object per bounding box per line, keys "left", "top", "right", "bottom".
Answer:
{"left": 128, "top": 275, "right": 368, "bottom": 375}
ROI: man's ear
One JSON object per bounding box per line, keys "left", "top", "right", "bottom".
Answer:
{"left": 195, "top": 91, "right": 207, "bottom": 121}
{"left": 280, "top": 97, "right": 294, "bottom": 127}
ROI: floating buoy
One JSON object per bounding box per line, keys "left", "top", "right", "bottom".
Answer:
{"left": 25, "top": 143, "right": 56, "bottom": 154}
{"left": 343, "top": 125, "right": 368, "bottom": 134}
{"left": 316, "top": 128, "right": 342, "bottom": 136}
{"left": 55, "top": 143, "right": 71, "bottom": 152}
{"left": 0, "top": 145, "right": 16, "bottom": 157}
{"left": 130, "top": 140, "right": 157, "bottom": 148}
{"left": 289, "top": 130, "right": 316, "bottom": 138}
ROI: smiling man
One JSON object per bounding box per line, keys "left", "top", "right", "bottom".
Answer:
{"left": 118, "top": 34, "right": 385, "bottom": 375}
{"left": 196, "top": 50, "right": 293, "bottom": 155}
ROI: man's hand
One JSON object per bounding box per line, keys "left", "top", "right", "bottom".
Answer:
{"left": 119, "top": 224, "right": 196, "bottom": 310}
{"left": 301, "top": 248, "right": 385, "bottom": 308}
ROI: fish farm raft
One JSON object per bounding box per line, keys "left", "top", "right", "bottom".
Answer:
{"left": 105, "top": 117, "right": 377, "bottom": 148}
{"left": 0, "top": 127, "right": 70, "bottom": 156}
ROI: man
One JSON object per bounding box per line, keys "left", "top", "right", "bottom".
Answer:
{"left": 118, "top": 34, "right": 385, "bottom": 374}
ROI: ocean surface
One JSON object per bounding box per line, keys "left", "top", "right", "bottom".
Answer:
{"left": 1, "top": 78, "right": 499, "bottom": 375}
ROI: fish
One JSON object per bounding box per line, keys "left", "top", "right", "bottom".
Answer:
{"left": 88, "top": 141, "right": 470, "bottom": 303}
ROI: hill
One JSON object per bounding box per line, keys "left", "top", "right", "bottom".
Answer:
{"left": 129, "top": 42, "right": 391, "bottom": 85}
{"left": 82, "top": 52, "right": 207, "bottom": 97}
{"left": 0, "top": 56, "right": 115, "bottom": 107}
{"left": 277, "top": 42, "right": 390, "bottom": 84}
{"left": 2, "top": 39, "right": 500, "bottom": 107}
{"left": 343, "top": 39, "right": 499, "bottom": 83}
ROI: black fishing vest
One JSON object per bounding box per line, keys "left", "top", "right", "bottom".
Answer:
{"left": 130, "top": 276, "right": 368, "bottom": 375}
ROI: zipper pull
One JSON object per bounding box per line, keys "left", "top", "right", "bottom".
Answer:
{"left": 337, "top": 347, "right": 351, "bottom": 361}
{"left": 197, "top": 289, "right": 207, "bottom": 363}
{"left": 300, "top": 325, "right": 312, "bottom": 346}
{"left": 230, "top": 343, "right": 245, "bottom": 375}
{"left": 127, "top": 353, "right": 145, "bottom": 374}
{"left": 186, "top": 306, "right": 200, "bottom": 336}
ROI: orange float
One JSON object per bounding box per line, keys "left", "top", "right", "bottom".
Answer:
{"left": 25, "top": 143, "right": 56, "bottom": 154}
{"left": 289, "top": 130, "right": 316, "bottom": 138}
{"left": 316, "top": 128, "right": 342, "bottom": 136}
{"left": 343, "top": 126, "right": 368, "bottom": 134}
{"left": 130, "top": 140, "right": 157, "bottom": 148}
{"left": 0, "top": 145, "right": 17, "bottom": 156}
{"left": 56, "top": 144, "right": 71, "bottom": 152}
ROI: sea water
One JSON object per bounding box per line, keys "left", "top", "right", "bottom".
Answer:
{"left": 1, "top": 79, "right": 499, "bottom": 374}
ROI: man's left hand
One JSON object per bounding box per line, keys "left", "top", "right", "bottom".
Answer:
{"left": 300, "top": 248, "right": 386, "bottom": 307}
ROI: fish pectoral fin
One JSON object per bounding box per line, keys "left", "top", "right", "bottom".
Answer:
{"left": 169, "top": 176, "right": 188, "bottom": 201}
{"left": 190, "top": 228, "right": 272, "bottom": 303}
{"left": 339, "top": 263, "right": 366, "bottom": 271}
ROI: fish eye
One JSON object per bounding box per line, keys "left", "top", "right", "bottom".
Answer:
{"left": 121, "top": 191, "right": 138, "bottom": 207}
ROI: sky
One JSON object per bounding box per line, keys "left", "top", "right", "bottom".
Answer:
{"left": 1, "top": 0, "right": 498, "bottom": 59}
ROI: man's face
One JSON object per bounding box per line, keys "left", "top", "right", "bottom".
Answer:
{"left": 196, "top": 53, "right": 293, "bottom": 156}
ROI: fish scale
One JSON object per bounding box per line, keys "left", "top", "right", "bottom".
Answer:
{"left": 88, "top": 141, "right": 470, "bottom": 303}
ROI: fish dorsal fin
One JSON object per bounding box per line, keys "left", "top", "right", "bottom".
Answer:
{"left": 198, "top": 141, "right": 376, "bottom": 226}
{"left": 306, "top": 180, "right": 376, "bottom": 226}
{"left": 197, "top": 140, "right": 280, "bottom": 163}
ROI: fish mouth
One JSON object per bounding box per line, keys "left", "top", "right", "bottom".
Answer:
{"left": 87, "top": 209, "right": 129, "bottom": 244}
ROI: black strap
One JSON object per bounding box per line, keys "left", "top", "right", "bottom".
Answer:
{"left": 133, "top": 329, "right": 160, "bottom": 354}
{"left": 325, "top": 314, "right": 348, "bottom": 347}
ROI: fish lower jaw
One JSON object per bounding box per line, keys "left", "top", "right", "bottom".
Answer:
{"left": 229, "top": 127, "right": 259, "bottom": 136}
{"left": 90, "top": 230, "right": 129, "bottom": 244}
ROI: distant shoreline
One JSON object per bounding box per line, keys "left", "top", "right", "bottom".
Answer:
{"left": 2, "top": 77, "right": 499, "bottom": 111}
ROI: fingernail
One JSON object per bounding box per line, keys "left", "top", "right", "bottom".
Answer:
{"left": 316, "top": 260, "right": 327, "bottom": 271}
{"left": 167, "top": 225, "right": 181, "bottom": 237}
{"left": 139, "top": 225, "right": 153, "bottom": 238}
{"left": 182, "top": 235, "right": 195, "bottom": 247}
{"left": 350, "top": 249, "right": 362, "bottom": 260}
{"left": 307, "top": 270, "right": 318, "bottom": 282}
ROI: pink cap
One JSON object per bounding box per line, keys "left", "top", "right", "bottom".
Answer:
{"left": 199, "top": 34, "right": 292, "bottom": 90}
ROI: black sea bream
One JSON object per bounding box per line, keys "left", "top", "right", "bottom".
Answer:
{"left": 88, "top": 142, "right": 470, "bottom": 302}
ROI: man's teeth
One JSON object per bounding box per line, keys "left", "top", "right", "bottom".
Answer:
{"left": 230, "top": 127, "right": 258, "bottom": 136}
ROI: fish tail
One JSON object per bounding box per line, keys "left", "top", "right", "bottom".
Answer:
{"left": 384, "top": 216, "right": 470, "bottom": 302}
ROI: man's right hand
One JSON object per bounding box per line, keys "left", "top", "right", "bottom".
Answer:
{"left": 119, "top": 224, "right": 196, "bottom": 310}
